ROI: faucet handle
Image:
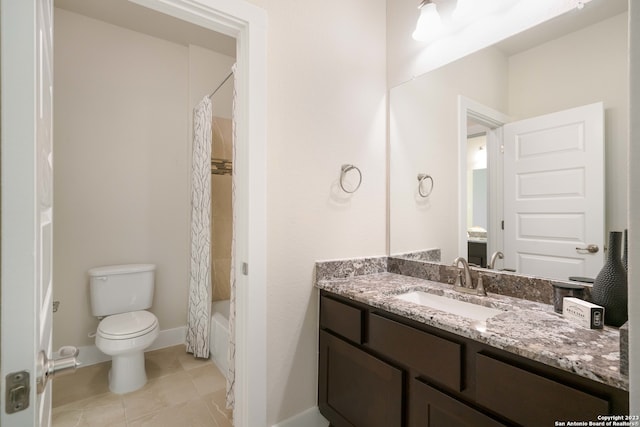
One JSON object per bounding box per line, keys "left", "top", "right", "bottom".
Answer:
{"left": 476, "top": 274, "right": 487, "bottom": 296}
{"left": 454, "top": 270, "right": 464, "bottom": 287}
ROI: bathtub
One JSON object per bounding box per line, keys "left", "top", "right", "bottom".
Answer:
{"left": 210, "top": 299, "right": 230, "bottom": 375}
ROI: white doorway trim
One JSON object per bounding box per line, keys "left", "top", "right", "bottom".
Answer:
{"left": 457, "top": 96, "right": 509, "bottom": 264}
{"left": 129, "top": 1, "right": 267, "bottom": 426}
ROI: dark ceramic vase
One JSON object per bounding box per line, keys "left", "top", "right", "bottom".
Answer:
{"left": 622, "top": 229, "right": 628, "bottom": 272}
{"left": 591, "top": 231, "right": 628, "bottom": 327}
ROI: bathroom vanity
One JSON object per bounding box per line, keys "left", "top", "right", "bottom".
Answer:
{"left": 316, "top": 267, "right": 629, "bottom": 427}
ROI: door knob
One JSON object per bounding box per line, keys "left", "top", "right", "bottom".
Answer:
{"left": 575, "top": 244, "right": 599, "bottom": 254}
{"left": 36, "top": 346, "right": 81, "bottom": 393}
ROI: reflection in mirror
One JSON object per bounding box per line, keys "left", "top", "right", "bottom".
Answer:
{"left": 466, "top": 130, "right": 488, "bottom": 267}
{"left": 389, "top": 0, "right": 628, "bottom": 281}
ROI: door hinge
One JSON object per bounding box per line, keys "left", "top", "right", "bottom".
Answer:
{"left": 5, "top": 371, "right": 30, "bottom": 414}
{"left": 501, "top": 220, "right": 504, "bottom": 230}
{"left": 242, "top": 262, "right": 249, "bottom": 276}
{"left": 500, "top": 144, "right": 504, "bottom": 154}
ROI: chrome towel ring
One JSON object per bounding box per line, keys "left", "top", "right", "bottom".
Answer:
{"left": 340, "top": 164, "right": 362, "bottom": 193}
{"left": 417, "top": 173, "right": 434, "bottom": 198}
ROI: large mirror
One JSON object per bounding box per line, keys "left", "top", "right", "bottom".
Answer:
{"left": 389, "top": 0, "right": 628, "bottom": 281}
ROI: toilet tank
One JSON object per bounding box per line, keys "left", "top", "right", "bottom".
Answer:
{"left": 89, "top": 264, "right": 156, "bottom": 317}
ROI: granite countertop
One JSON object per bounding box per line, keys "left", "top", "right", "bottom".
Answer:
{"left": 317, "top": 271, "right": 628, "bottom": 391}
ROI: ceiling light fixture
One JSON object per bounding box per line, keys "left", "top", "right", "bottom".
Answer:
{"left": 412, "top": 0, "right": 444, "bottom": 42}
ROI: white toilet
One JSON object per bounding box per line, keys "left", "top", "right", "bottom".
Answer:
{"left": 89, "top": 264, "right": 159, "bottom": 394}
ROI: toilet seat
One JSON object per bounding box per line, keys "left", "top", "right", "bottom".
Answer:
{"left": 98, "top": 310, "right": 158, "bottom": 340}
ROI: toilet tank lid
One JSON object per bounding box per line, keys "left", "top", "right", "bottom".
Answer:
{"left": 88, "top": 264, "right": 156, "bottom": 277}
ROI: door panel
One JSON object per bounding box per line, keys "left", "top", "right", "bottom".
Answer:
{"left": 36, "top": 0, "right": 55, "bottom": 423}
{"left": 1, "top": 0, "right": 54, "bottom": 424}
{"left": 503, "top": 103, "right": 604, "bottom": 279}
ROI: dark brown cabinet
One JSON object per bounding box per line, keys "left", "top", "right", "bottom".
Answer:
{"left": 475, "top": 353, "right": 610, "bottom": 426}
{"left": 319, "top": 330, "right": 403, "bottom": 427}
{"left": 409, "top": 379, "right": 506, "bottom": 427}
{"left": 318, "top": 291, "right": 629, "bottom": 427}
{"left": 320, "top": 295, "right": 364, "bottom": 344}
{"left": 369, "top": 313, "right": 462, "bottom": 391}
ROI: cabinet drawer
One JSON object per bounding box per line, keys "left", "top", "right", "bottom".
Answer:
{"left": 320, "top": 295, "right": 364, "bottom": 344}
{"left": 369, "top": 313, "right": 462, "bottom": 391}
{"left": 319, "top": 330, "right": 403, "bottom": 427}
{"left": 476, "top": 353, "right": 610, "bottom": 426}
{"left": 410, "top": 379, "right": 506, "bottom": 427}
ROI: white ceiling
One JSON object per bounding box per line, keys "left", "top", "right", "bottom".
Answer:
{"left": 54, "top": 0, "right": 236, "bottom": 58}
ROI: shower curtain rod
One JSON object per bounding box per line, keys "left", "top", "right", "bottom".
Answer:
{"left": 208, "top": 71, "right": 233, "bottom": 99}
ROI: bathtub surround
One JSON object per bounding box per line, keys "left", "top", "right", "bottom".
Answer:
{"left": 186, "top": 96, "right": 213, "bottom": 359}
{"left": 210, "top": 115, "right": 236, "bottom": 408}
{"left": 211, "top": 300, "right": 231, "bottom": 376}
{"left": 211, "top": 118, "right": 233, "bottom": 302}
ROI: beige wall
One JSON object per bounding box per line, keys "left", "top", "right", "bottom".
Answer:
{"left": 53, "top": 8, "right": 234, "bottom": 348}
{"left": 188, "top": 44, "right": 234, "bottom": 120}
{"left": 508, "top": 12, "right": 628, "bottom": 232}
{"left": 262, "top": 0, "right": 387, "bottom": 424}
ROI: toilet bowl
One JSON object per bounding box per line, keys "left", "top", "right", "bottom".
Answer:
{"left": 95, "top": 310, "right": 159, "bottom": 394}
{"left": 89, "top": 264, "right": 158, "bottom": 394}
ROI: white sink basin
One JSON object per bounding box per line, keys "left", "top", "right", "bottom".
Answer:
{"left": 394, "top": 291, "right": 503, "bottom": 323}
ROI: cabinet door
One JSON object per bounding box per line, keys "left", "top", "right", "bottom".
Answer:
{"left": 320, "top": 295, "right": 364, "bottom": 344}
{"left": 319, "top": 330, "right": 403, "bottom": 427}
{"left": 410, "top": 379, "right": 506, "bottom": 427}
{"left": 476, "top": 353, "right": 610, "bottom": 426}
{"left": 369, "top": 314, "right": 462, "bottom": 391}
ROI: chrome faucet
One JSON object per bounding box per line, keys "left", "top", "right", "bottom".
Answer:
{"left": 452, "top": 256, "right": 487, "bottom": 296}
{"left": 489, "top": 251, "right": 504, "bottom": 269}
{"left": 453, "top": 257, "right": 473, "bottom": 288}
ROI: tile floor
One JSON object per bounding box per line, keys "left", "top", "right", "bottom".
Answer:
{"left": 52, "top": 345, "right": 233, "bottom": 427}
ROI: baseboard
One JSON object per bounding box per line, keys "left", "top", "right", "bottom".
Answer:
{"left": 77, "top": 325, "right": 187, "bottom": 367}
{"left": 272, "top": 407, "right": 329, "bottom": 427}
{"left": 149, "top": 325, "right": 187, "bottom": 351}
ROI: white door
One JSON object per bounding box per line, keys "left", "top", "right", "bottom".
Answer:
{"left": 1, "top": 0, "right": 58, "bottom": 425}
{"left": 503, "top": 102, "right": 604, "bottom": 280}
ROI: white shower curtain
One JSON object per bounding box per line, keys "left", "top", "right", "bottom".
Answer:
{"left": 186, "top": 96, "right": 212, "bottom": 359}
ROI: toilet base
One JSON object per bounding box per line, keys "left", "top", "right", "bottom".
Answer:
{"left": 108, "top": 351, "right": 147, "bottom": 394}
